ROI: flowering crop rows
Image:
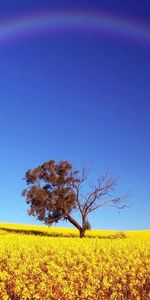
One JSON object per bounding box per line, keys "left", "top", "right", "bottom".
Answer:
{"left": 0, "top": 225, "right": 150, "bottom": 299}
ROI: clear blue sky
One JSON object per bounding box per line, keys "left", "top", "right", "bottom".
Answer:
{"left": 0, "top": 0, "right": 150, "bottom": 230}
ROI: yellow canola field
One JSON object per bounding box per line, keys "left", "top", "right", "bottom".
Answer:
{"left": 0, "top": 224, "right": 150, "bottom": 300}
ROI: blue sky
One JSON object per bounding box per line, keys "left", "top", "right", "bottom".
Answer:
{"left": 0, "top": 0, "right": 150, "bottom": 230}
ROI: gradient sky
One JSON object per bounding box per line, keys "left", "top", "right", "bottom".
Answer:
{"left": 0, "top": 0, "right": 150, "bottom": 230}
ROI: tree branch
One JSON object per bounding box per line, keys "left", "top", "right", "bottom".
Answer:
{"left": 86, "top": 197, "right": 125, "bottom": 214}
{"left": 83, "top": 175, "right": 117, "bottom": 213}
{"left": 64, "top": 213, "right": 82, "bottom": 231}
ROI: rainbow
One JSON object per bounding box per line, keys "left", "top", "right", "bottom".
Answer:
{"left": 0, "top": 10, "right": 150, "bottom": 47}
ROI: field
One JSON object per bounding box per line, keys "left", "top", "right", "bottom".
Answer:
{"left": 0, "top": 223, "right": 150, "bottom": 299}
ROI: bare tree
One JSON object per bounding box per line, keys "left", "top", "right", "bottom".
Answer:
{"left": 22, "top": 160, "right": 126, "bottom": 238}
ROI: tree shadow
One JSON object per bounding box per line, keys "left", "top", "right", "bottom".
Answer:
{"left": 87, "top": 232, "right": 126, "bottom": 239}
{"left": 0, "top": 227, "right": 50, "bottom": 236}
{"left": 0, "top": 227, "right": 126, "bottom": 239}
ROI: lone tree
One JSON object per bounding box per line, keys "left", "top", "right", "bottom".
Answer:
{"left": 22, "top": 160, "right": 126, "bottom": 238}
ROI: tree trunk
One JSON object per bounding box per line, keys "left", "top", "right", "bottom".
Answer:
{"left": 79, "top": 228, "right": 86, "bottom": 238}
{"left": 65, "top": 213, "right": 82, "bottom": 231}
{"left": 65, "top": 213, "right": 87, "bottom": 238}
